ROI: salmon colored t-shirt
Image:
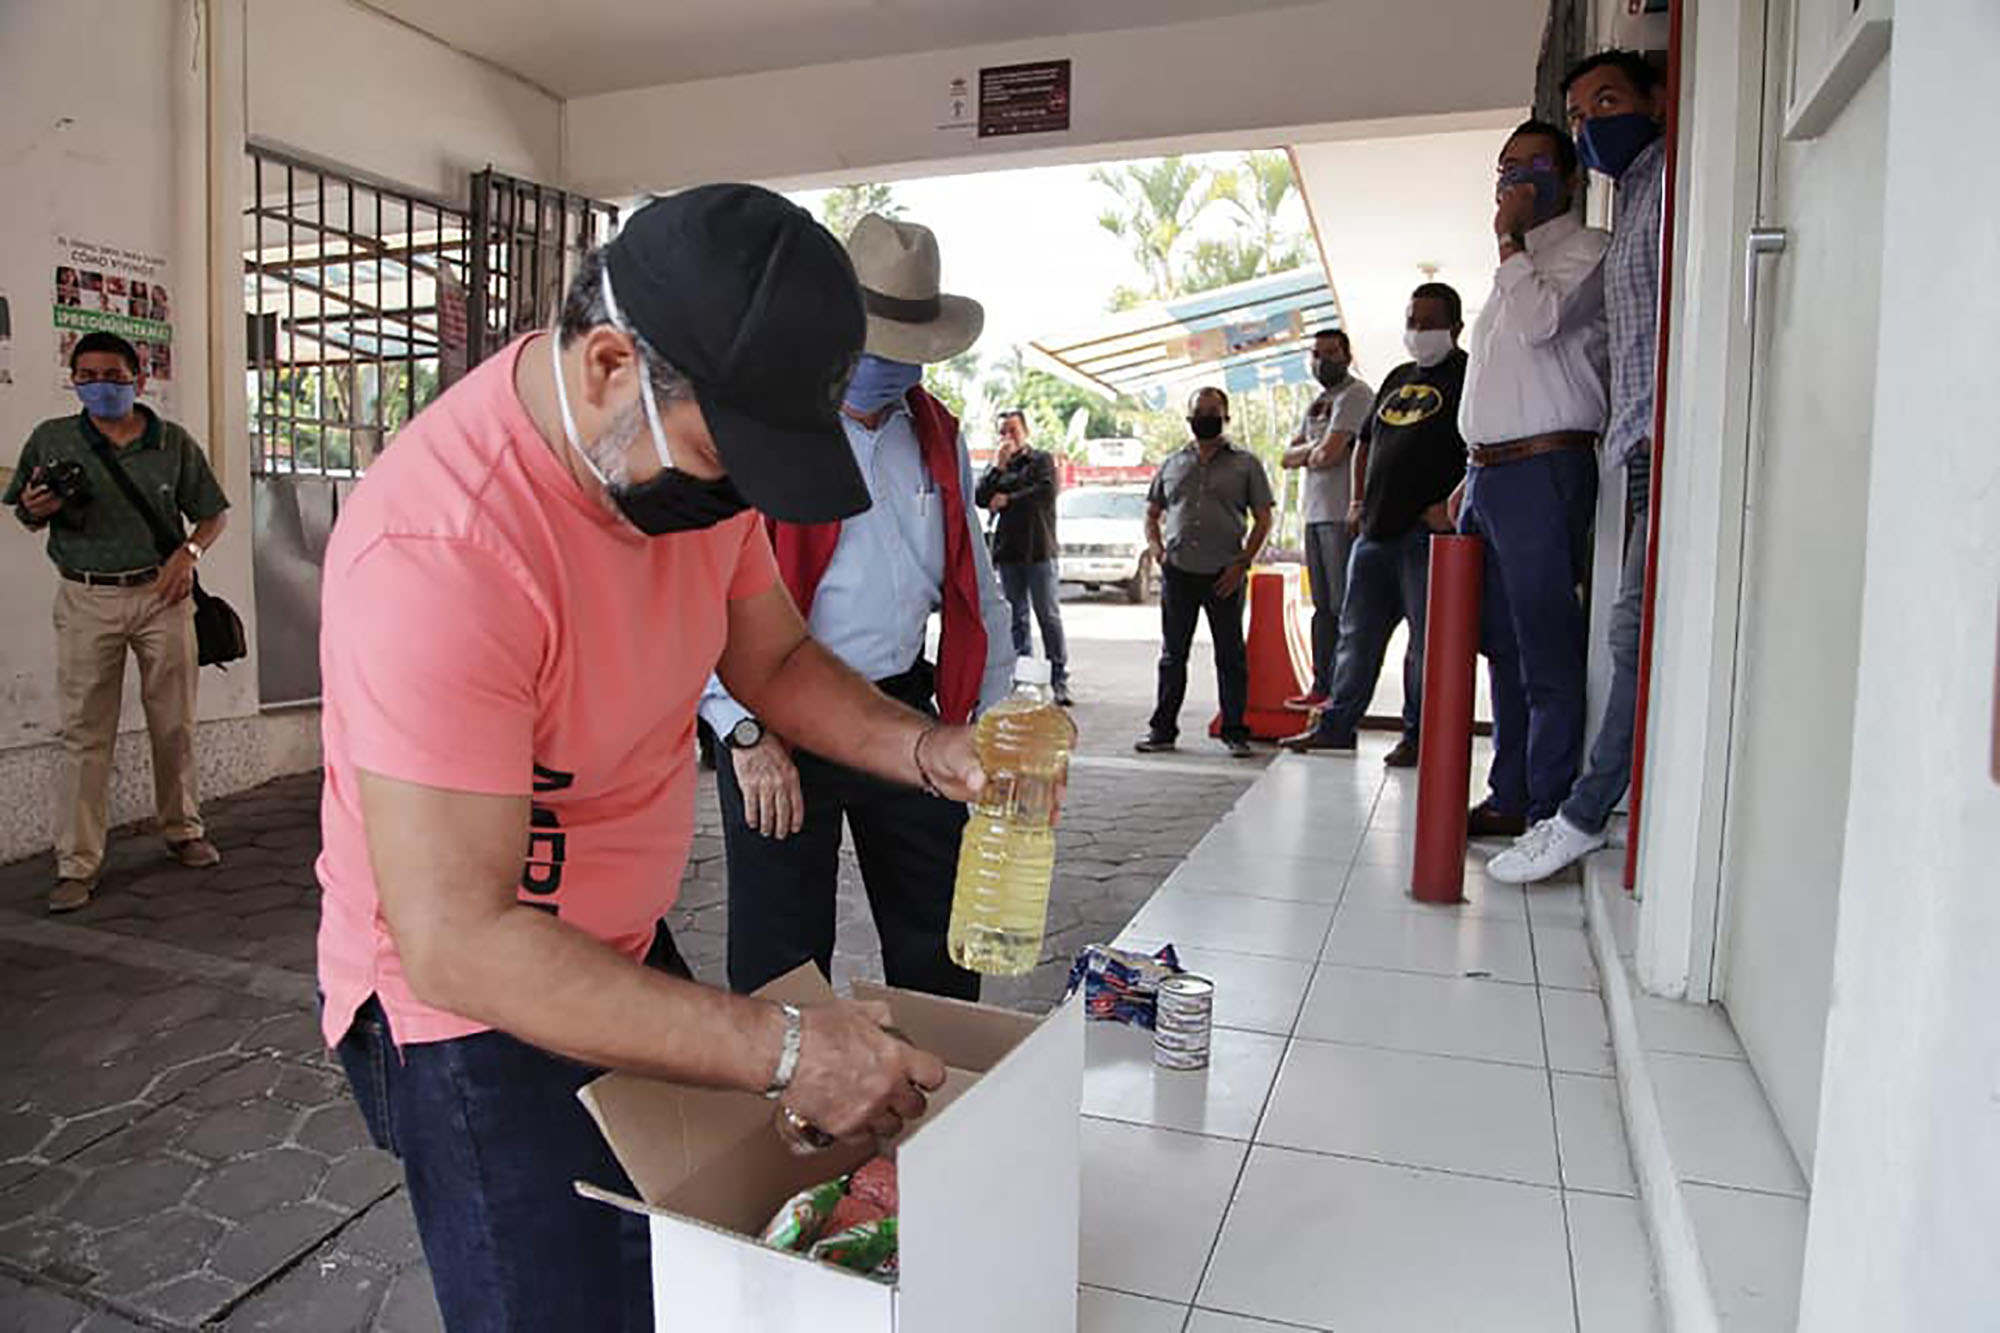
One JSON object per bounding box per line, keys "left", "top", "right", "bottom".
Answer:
{"left": 315, "top": 335, "right": 777, "bottom": 1048}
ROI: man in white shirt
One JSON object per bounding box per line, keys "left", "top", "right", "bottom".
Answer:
{"left": 1452, "top": 119, "right": 1609, "bottom": 839}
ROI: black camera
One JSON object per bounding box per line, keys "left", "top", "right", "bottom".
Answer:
{"left": 36, "top": 460, "right": 93, "bottom": 510}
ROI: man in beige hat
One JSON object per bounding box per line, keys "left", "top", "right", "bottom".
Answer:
{"left": 702, "top": 213, "right": 1013, "bottom": 1000}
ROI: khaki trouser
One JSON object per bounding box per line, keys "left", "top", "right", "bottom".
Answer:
{"left": 53, "top": 581, "right": 203, "bottom": 880}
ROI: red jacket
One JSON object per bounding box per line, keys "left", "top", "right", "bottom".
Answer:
{"left": 768, "top": 388, "right": 988, "bottom": 724}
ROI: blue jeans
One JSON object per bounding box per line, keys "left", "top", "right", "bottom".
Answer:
{"left": 997, "top": 560, "right": 1068, "bottom": 685}
{"left": 1315, "top": 527, "right": 1432, "bottom": 746}
{"left": 1562, "top": 481, "right": 1650, "bottom": 834}
{"left": 1302, "top": 521, "right": 1354, "bottom": 694}
{"left": 333, "top": 927, "right": 691, "bottom": 1332}
{"left": 1459, "top": 450, "right": 1598, "bottom": 821}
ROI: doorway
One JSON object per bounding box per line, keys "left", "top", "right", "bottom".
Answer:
{"left": 1713, "top": 0, "right": 1892, "bottom": 1170}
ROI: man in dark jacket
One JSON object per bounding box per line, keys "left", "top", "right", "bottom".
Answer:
{"left": 976, "top": 409, "right": 1070, "bottom": 704}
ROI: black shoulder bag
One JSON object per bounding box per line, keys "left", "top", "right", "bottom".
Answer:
{"left": 89, "top": 441, "right": 248, "bottom": 669}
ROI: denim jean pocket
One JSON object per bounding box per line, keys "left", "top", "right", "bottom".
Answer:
{"left": 334, "top": 1001, "right": 400, "bottom": 1157}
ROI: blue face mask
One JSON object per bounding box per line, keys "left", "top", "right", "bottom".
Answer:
{"left": 842, "top": 355, "right": 923, "bottom": 414}
{"left": 77, "top": 381, "right": 137, "bottom": 421}
{"left": 1578, "top": 113, "right": 1660, "bottom": 180}
{"left": 1499, "top": 162, "right": 1566, "bottom": 224}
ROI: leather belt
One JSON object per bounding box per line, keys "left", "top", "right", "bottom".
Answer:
{"left": 61, "top": 567, "right": 159, "bottom": 588}
{"left": 1467, "top": 431, "right": 1596, "bottom": 468}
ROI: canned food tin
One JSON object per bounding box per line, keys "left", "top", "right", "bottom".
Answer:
{"left": 1153, "top": 1042, "right": 1210, "bottom": 1071}
{"left": 1153, "top": 973, "right": 1215, "bottom": 1070}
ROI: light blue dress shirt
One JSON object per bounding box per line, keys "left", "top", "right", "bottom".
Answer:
{"left": 700, "top": 398, "right": 1015, "bottom": 740}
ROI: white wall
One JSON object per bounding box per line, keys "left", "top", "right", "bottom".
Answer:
{"left": 1798, "top": 0, "right": 2000, "bottom": 1324}
{"left": 1291, "top": 126, "right": 1516, "bottom": 384}
{"left": 0, "top": 1, "right": 255, "bottom": 736}
{"left": 0, "top": 0, "right": 305, "bottom": 865}
{"left": 246, "top": 0, "right": 562, "bottom": 200}
{"left": 1633, "top": 0, "right": 1767, "bottom": 1002}
{"left": 562, "top": 0, "right": 1546, "bottom": 198}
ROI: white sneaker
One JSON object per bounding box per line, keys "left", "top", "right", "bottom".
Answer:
{"left": 1486, "top": 814, "right": 1607, "bottom": 884}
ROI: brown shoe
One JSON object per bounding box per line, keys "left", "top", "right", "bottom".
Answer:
{"left": 1467, "top": 803, "right": 1528, "bottom": 840}
{"left": 49, "top": 878, "right": 95, "bottom": 913}
{"left": 169, "top": 838, "right": 223, "bottom": 870}
{"left": 1383, "top": 738, "right": 1421, "bottom": 768}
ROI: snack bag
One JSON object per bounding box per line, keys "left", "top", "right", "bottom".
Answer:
{"left": 758, "top": 1177, "right": 847, "bottom": 1252}
{"left": 1064, "top": 943, "right": 1184, "bottom": 1029}
{"left": 808, "top": 1217, "right": 900, "bottom": 1281}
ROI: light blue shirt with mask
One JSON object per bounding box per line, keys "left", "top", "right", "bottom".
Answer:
{"left": 699, "top": 397, "right": 1015, "bottom": 741}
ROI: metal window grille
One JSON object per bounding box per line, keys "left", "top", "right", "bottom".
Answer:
{"left": 243, "top": 148, "right": 471, "bottom": 478}
{"left": 466, "top": 170, "right": 621, "bottom": 367}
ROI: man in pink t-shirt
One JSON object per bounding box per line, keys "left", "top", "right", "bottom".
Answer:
{"left": 317, "top": 185, "right": 995, "bottom": 1332}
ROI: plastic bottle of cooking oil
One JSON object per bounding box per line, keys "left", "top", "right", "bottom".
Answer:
{"left": 948, "top": 657, "right": 1077, "bottom": 976}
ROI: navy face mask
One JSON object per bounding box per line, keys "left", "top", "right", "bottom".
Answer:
{"left": 1499, "top": 161, "right": 1566, "bottom": 224}
{"left": 1578, "top": 113, "right": 1660, "bottom": 179}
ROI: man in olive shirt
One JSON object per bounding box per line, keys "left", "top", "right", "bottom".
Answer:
{"left": 1137, "top": 386, "right": 1275, "bottom": 758}
{"left": 6, "top": 332, "right": 230, "bottom": 912}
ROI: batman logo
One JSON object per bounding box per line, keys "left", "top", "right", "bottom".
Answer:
{"left": 1378, "top": 383, "right": 1443, "bottom": 428}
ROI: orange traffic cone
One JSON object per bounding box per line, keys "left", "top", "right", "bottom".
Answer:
{"left": 1209, "top": 565, "right": 1314, "bottom": 741}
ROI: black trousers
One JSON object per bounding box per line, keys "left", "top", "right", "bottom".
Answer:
{"left": 715, "top": 670, "right": 979, "bottom": 1001}
{"left": 1149, "top": 562, "right": 1249, "bottom": 742}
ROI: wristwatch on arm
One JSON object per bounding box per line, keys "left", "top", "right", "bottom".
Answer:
{"left": 725, "top": 717, "right": 765, "bottom": 750}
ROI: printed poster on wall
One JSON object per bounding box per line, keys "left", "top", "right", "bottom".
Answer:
{"left": 53, "top": 235, "right": 174, "bottom": 409}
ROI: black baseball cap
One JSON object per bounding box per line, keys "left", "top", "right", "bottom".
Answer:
{"left": 603, "top": 184, "right": 870, "bottom": 524}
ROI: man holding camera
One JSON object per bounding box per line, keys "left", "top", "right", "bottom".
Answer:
{"left": 5, "top": 331, "right": 229, "bottom": 913}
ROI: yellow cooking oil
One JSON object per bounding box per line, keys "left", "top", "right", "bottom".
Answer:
{"left": 947, "top": 659, "right": 1076, "bottom": 976}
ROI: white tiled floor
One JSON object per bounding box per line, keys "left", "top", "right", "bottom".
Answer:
{"left": 1077, "top": 752, "right": 1665, "bottom": 1332}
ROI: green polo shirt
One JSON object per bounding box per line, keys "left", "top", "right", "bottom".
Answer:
{"left": 5, "top": 407, "right": 230, "bottom": 575}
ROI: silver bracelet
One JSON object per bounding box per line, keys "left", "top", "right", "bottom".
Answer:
{"left": 763, "top": 1002, "right": 804, "bottom": 1100}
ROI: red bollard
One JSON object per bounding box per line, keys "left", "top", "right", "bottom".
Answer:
{"left": 1411, "top": 534, "right": 1485, "bottom": 905}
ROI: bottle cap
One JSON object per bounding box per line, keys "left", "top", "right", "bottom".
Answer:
{"left": 1013, "top": 656, "right": 1053, "bottom": 686}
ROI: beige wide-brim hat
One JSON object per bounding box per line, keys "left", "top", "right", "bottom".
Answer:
{"left": 845, "top": 213, "right": 984, "bottom": 365}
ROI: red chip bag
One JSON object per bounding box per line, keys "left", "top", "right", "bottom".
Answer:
{"left": 848, "top": 1157, "right": 898, "bottom": 1212}
{"left": 827, "top": 1192, "right": 889, "bottom": 1234}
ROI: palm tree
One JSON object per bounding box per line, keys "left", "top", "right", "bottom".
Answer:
{"left": 1089, "top": 157, "right": 1220, "bottom": 302}
{"left": 1212, "top": 150, "right": 1309, "bottom": 276}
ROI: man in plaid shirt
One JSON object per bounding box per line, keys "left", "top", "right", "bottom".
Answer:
{"left": 1490, "top": 49, "right": 1669, "bottom": 883}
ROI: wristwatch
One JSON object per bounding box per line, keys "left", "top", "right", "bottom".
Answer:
{"left": 183, "top": 541, "right": 203, "bottom": 562}
{"left": 764, "top": 1002, "right": 804, "bottom": 1099}
{"left": 726, "top": 717, "right": 765, "bottom": 750}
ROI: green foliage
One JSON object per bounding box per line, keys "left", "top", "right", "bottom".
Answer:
{"left": 982, "top": 345, "right": 1121, "bottom": 452}
{"left": 1091, "top": 150, "right": 1310, "bottom": 303}
{"left": 1088, "top": 157, "right": 1222, "bottom": 304}
{"left": 924, "top": 348, "right": 981, "bottom": 419}
{"left": 255, "top": 358, "right": 440, "bottom": 473}
{"left": 819, "top": 182, "right": 904, "bottom": 244}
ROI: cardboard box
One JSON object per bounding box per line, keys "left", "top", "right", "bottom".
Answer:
{"left": 577, "top": 967, "right": 1084, "bottom": 1332}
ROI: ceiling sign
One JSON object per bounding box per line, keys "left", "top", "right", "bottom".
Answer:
{"left": 979, "top": 60, "right": 1072, "bottom": 138}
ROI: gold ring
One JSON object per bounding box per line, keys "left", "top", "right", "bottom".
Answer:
{"left": 776, "top": 1105, "right": 836, "bottom": 1154}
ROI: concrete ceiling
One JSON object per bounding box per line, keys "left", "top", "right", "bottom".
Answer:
{"left": 364, "top": 0, "right": 1312, "bottom": 97}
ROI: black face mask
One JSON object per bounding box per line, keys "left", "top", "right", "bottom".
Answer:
{"left": 1189, "top": 414, "right": 1226, "bottom": 442}
{"left": 608, "top": 471, "right": 751, "bottom": 536}
{"left": 1313, "top": 358, "right": 1350, "bottom": 389}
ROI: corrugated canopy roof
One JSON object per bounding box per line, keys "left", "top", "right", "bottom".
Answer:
{"left": 1025, "top": 265, "right": 1338, "bottom": 410}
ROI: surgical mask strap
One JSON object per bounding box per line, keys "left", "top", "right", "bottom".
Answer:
{"left": 599, "top": 269, "right": 676, "bottom": 473}
{"left": 549, "top": 329, "right": 615, "bottom": 489}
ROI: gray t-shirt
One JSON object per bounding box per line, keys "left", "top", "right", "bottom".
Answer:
{"left": 1147, "top": 439, "right": 1276, "bottom": 575}
{"left": 1299, "top": 376, "right": 1376, "bottom": 525}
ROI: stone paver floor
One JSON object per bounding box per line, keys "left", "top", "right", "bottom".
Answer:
{"left": 0, "top": 743, "right": 1253, "bottom": 1330}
